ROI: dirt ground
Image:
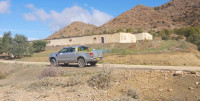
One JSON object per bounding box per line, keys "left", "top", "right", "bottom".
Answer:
{"left": 0, "top": 63, "right": 200, "bottom": 101}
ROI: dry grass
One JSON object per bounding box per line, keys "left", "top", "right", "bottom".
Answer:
{"left": 12, "top": 40, "right": 200, "bottom": 66}
{"left": 0, "top": 63, "right": 22, "bottom": 79}
{"left": 126, "top": 88, "right": 139, "bottom": 99}
{"left": 39, "top": 67, "right": 64, "bottom": 79}
{"left": 0, "top": 69, "right": 7, "bottom": 79}
{"left": 111, "top": 88, "right": 139, "bottom": 101}
{"left": 87, "top": 69, "right": 112, "bottom": 90}
{"left": 103, "top": 52, "right": 200, "bottom": 66}
{"left": 27, "top": 76, "right": 82, "bottom": 91}
{"left": 111, "top": 96, "right": 136, "bottom": 101}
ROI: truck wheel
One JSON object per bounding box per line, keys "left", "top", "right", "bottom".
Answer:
{"left": 90, "top": 62, "right": 97, "bottom": 66}
{"left": 50, "top": 58, "right": 57, "bottom": 67}
{"left": 78, "top": 58, "right": 86, "bottom": 67}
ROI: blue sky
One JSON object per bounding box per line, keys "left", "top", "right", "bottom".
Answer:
{"left": 0, "top": 0, "right": 170, "bottom": 40}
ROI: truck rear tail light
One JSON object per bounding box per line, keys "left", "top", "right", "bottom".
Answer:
{"left": 90, "top": 52, "right": 94, "bottom": 58}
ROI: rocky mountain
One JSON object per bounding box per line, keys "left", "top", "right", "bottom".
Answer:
{"left": 47, "top": 0, "right": 200, "bottom": 39}
{"left": 95, "top": 0, "right": 200, "bottom": 33}
{"left": 155, "top": 0, "right": 200, "bottom": 26}
{"left": 46, "top": 22, "right": 97, "bottom": 39}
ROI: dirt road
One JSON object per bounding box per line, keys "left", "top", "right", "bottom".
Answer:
{"left": 0, "top": 59, "right": 199, "bottom": 71}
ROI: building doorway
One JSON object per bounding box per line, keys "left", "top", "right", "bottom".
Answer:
{"left": 101, "top": 37, "right": 104, "bottom": 43}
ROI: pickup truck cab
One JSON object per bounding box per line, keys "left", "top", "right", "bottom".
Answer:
{"left": 49, "top": 46, "right": 103, "bottom": 67}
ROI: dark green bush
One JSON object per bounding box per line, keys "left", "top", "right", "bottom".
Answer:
{"left": 174, "top": 26, "right": 200, "bottom": 50}
{"left": 117, "top": 28, "right": 124, "bottom": 33}
{"left": 32, "top": 40, "right": 47, "bottom": 52}
{"left": 126, "top": 28, "right": 134, "bottom": 33}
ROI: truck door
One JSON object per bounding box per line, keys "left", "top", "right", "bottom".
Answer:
{"left": 56, "top": 48, "right": 68, "bottom": 62}
{"left": 66, "top": 47, "right": 76, "bottom": 62}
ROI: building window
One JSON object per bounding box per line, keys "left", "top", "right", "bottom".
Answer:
{"left": 48, "top": 41, "right": 51, "bottom": 44}
{"left": 93, "top": 37, "right": 97, "bottom": 40}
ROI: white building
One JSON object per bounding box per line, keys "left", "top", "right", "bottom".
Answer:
{"left": 134, "top": 33, "right": 153, "bottom": 41}
{"left": 46, "top": 32, "right": 137, "bottom": 46}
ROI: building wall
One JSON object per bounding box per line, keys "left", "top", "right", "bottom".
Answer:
{"left": 134, "top": 33, "right": 153, "bottom": 41}
{"left": 47, "top": 33, "right": 135, "bottom": 46}
{"left": 46, "top": 33, "right": 137, "bottom": 46}
{"left": 119, "top": 33, "right": 136, "bottom": 43}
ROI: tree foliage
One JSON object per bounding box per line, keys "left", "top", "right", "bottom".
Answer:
{"left": 0, "top": 38, "right": 3, "bottom": 54}
{"left": 11, "top": 34, "right": 33, "bottom": 58}
{"left": 126, "top": 28, "right": 134, "bottom": 33}
{"left": 1, "top": 32, "right": 13, "bottom": 55}
{"left": 174, "top": 26, "right": 200, "bottom": 50}
{"left": 0, "top": 32, "right": 33, "bottom": 58}
{"left": 137, "top": 28, "right": 143, "bottom": 33}
{"left": 32, "top": 40, "right": 47, "bottom": 52}
{"left": 116, "top": 28, "right": 124, "bottom": 33}
{"left": 157, "top": 29, "right": 173, "bottom": 40}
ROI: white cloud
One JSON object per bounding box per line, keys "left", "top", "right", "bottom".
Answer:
{"left": 26, "top": 3, "right": 34, "bottom": 9}
{"left": 24, "top": 5, "right": 113, "bottom": 32}
{"left": 24, "top": 13, "right": 37, "bottom": 21}
{"left": 0, "top": 0, "right": 10, "bottom": 14}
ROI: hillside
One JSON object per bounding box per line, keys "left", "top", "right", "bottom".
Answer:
{"left": 46, "top": 0, "right": 200, "bottom": 39}
{"left": 92, "top": 5, "right": 174, "bottom": 34}
{"left": 46, "top": 22, "right": 97, "bottom": 39}
{"left": 95, "top": 0, "right": 200, "bottom": 33}
{"left": 155, "top": 0, "right": 200, "bottom": 26}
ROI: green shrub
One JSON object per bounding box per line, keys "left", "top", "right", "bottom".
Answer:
{"left": 11, "top": 34, "right": 32, "bottom": 58}
{"left": 32, "top": 40, "right": 47, "bottom": 52}
{"left": 162, "top": 35, "right": 170, "bottom": 40}
{"left": 174, "top": 26, "right": 200, "bottom": 50}
{"left": 0, "top": 32, "right": 33, "bottom": 57}
{"left": 126, "top": 28, "right": 134, "bottom": 33}
{"left": 117, "top": 28, "right": 124, "bottom": 33}
{"left": 137, "top": 28, "right": 143, "bottom": 33}
{"left": 1, "top": 32, "right": 13, "bottom": 55}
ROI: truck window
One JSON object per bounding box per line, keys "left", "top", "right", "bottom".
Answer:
{"left": 68, "top": 47, "right": 75, "bottom": 52}
{"left": 60, "top": 48, "right": 68, "bottom": 53}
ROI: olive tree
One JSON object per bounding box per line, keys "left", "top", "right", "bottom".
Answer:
{"left": 11, "top": 34, "right": 33, "bottom": 58}
{"left": 1, "top": 32, "right": 13, "bottom": 55}
{"left": 32, "top": 40, "right": 47, "bottom": 52}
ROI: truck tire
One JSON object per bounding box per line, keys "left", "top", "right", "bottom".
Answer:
{"left": 90, "top": 62, "right": 97, "bottom": 66}
{"left": 50, "top": 58, "right": 57, "bottom": 67}
{"left": 78, "top": 58, "right": 86, "bottom": 67}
